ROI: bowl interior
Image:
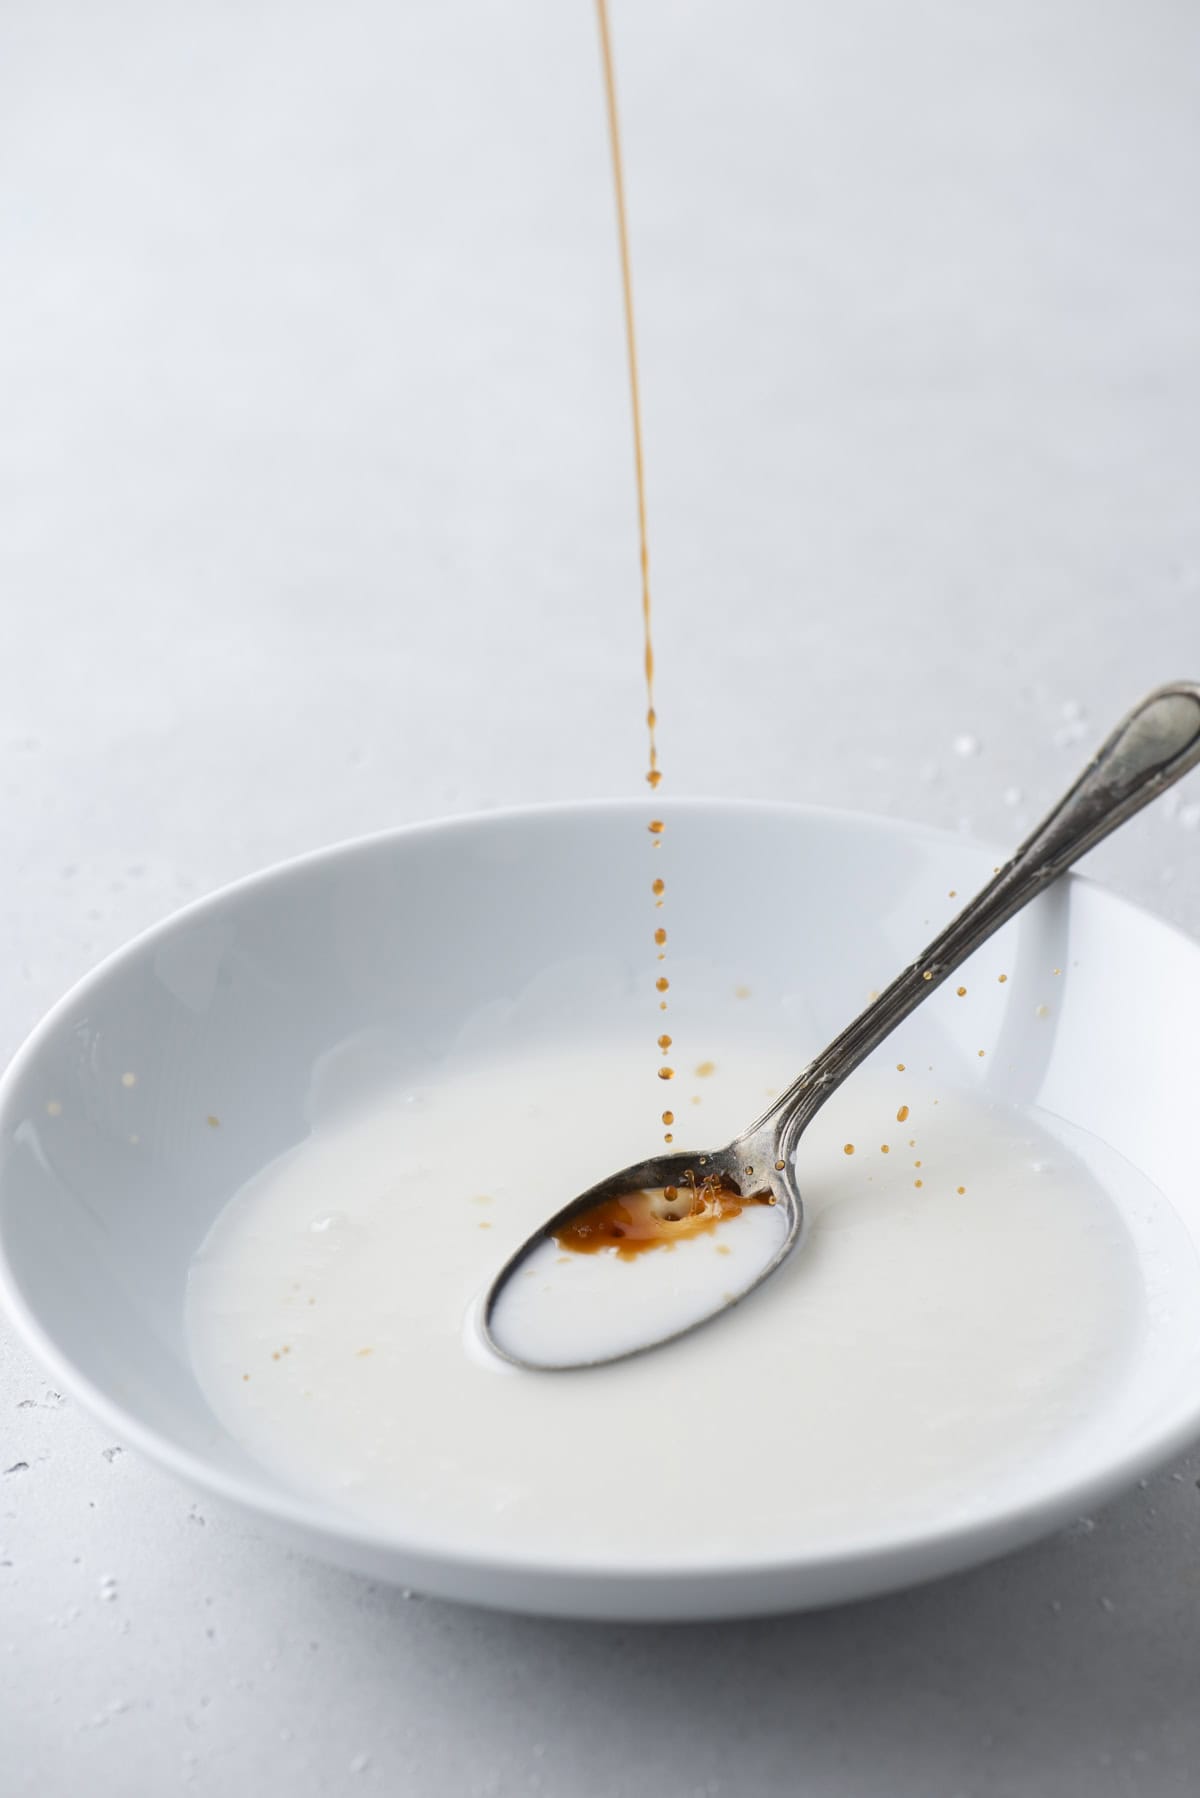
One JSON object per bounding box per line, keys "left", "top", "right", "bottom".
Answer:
{"left": 4, "top": 800, "right": 1200, "bottom": 1567}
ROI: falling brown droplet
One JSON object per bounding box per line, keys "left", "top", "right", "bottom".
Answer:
{"left": 659, "top": 1001, "right": 668, "bottom": 1011}
{"left": 948, "top": 890, "right": 957, "bottom": 898}
{"left": 881, "top": 1144, "right": 890, "bottom": 1154}
{"left": 914, "top": 1160, "right": 922, "bottom": 1168}
{"left": 242, "top": 1373, "right": 250, "bottom": 1382}
{"left": 649, "top": 820, "right": 664, "bottom": 835}
{"left": 656, "top": 976, "right": 669, "bottom": 992}
{"left": 914, "top": 1179, "right": 923, "bottom": 1188}
{"left": 658, "top": 1033, "right": 672, "bottom": 1051}
{"left": 654, "top": 927, "right": 666, "bottom": 945}
{"left": 661, "top": 1109, "right": 674, "bottom": 1125}
{"left": 695, "top": 1060, "right": 716, "bottom": 1077}
{"left": 647, "top": 768, "right": 662, "bottom": 788}
{"left": 843, "top": 1143, "right": 855, "bottom": 1156}
{"left": 998, "top": 973, "right": 1008, "bottom": 984}
{"left": 978, "top": 1049, "right": 986, "bottom": 1057}
{"left": 652, "top": 878, "right": 664, "bottom": 896}
{"left": 957, "top": 1185, "right": 966, "bottom": 1194}
{"left": 658, "top": 1066, "right": 674, "bottom": 1080}
{"left": 897, "top": 1104, "right": 910, "bottom": 1123}
{"left": 956, "top": 986, "right": 967, "bottom": 997}
{"left": 664, "top": 1133, "right": 673, "bottom": 1142}
{"left": 896, "top": 1063, "right": 906, "bottom": 1072}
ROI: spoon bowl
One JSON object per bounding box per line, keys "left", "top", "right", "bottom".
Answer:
{"left": 482, "top": 1139, "right": 802, "bottom": 1368}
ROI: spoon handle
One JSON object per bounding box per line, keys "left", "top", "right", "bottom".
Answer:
{"left": 758, "top": 683, "right": 1200, "bottom": 1156}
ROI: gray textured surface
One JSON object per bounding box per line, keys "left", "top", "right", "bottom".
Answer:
{"left": 3, "top": 1, "right": 1200, "bottom": 1791}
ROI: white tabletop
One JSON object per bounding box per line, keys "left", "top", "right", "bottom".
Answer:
{"left": 4, "top": 1, "right": 1200, "bottom": 1791}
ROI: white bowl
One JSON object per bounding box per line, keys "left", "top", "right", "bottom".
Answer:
{"left": 3, "top": 800, "right": 1200, "bottom": 1621}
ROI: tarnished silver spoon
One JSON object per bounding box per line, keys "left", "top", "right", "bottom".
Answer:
{"left": 483, "top": 683, "right": 1200, "bottom": 1371}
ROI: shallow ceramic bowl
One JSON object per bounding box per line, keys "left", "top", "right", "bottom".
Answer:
{"left": 2, "top": 801, "right": 1200, "bottom": 1621}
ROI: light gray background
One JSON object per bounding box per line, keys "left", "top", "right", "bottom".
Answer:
{"left": 3, "top": 1, "right": 1200, "bottom": 1792}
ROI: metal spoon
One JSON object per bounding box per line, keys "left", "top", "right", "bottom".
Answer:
{"left": 482, "top": 683, "right": 1200, "bottom": 1371}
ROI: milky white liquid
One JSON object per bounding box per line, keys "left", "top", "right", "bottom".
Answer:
{"left": 187, "top": 1034, "right": 1161, "bottom": 1563}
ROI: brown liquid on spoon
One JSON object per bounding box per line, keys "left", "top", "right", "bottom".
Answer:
{"left": 555, "top": 1179, "right": 774, "bottom": 1260}
{"left": 597, "top": 0, "right": 675, "bottom": 1138}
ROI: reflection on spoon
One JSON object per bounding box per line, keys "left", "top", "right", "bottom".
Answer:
{"left": 485, "top": 1166, "right": 792, "bottom": 1372}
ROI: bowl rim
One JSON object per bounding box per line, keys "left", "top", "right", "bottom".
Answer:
{"left": 3, "top": 794, "right": 1200, "bottom": 1594}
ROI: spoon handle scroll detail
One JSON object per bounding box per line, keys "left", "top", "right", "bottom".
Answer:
{"left": 759, "top": 684, "right": 1200, "bottom": 1157}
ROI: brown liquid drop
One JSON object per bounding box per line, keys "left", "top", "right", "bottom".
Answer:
{"left": 658, "top": 1034, "right": 672, "bottom": 1051}
{"left": 957, "top": 1185, "right": 966, "bottom": 1194}
{"left": 695, "top": 1060, "right": 716, "bottom": 1078}
{"left": 880, "top": 1144, "right": 890, "bottom": 1154}
{"left": 555, "top": 1177, "right": 772, "bottom": 1259}
{"left": 648, "top": 820, "right": 664, "bottom": 836}
{"left": 657, "top": 1065, "right": 674, "bottom": 1080}
{"left": 896, "top": 1104, "right": 910, "bottom": 1123}
{"left": 656, "top": 976, "right": 669, "bottom": 992}
{"left": 661, "top": 1109, "right": 674, "bottom": 1125}
{"left": 654, "top": 927, "right": 666, "bottom": 946}
{"left": 956, "top": 985, "right": 967, "bottom": 997}
{"left": 651, "top": 878, "right": 664, "bottom": 896}
{"left": 843, "top": 1143, "right": 855, "bottom": 1156}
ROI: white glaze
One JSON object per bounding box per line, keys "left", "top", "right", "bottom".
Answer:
{"left": 187, "top": 1030, "right": 1164, "bottom": 1563}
